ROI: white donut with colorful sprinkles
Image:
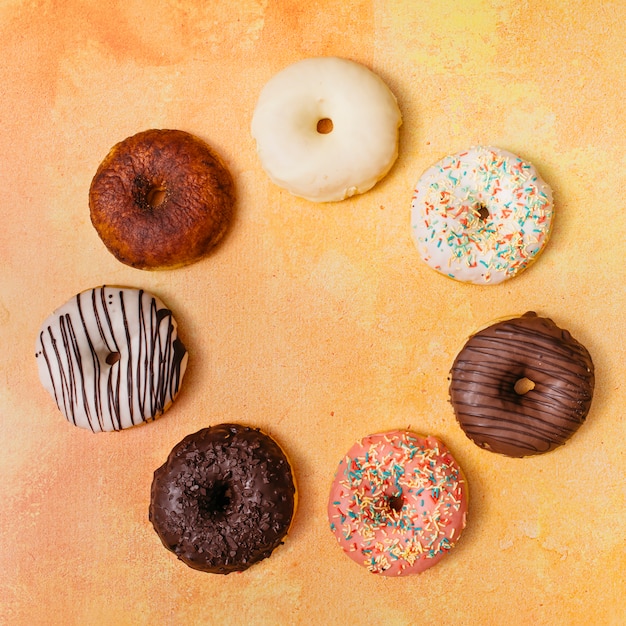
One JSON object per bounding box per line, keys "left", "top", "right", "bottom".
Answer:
{"left": 328, "top": 430, "right": 468, "bottom": 576}
{"left": 411, "top": 146, "right": 553, "bottom": 284}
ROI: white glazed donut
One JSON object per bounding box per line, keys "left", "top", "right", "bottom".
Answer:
{"left": 251, "top": 56, "right": 402, "bottom": 202}
{"left": 411, "top": 146, "right": 553, "bottom": 284}
{"left": 35, "top": 286, "right": 188, "bottom": 432}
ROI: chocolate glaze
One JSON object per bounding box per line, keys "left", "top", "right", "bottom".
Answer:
{"left": 149, "top": 423, "right": 296, "bottom": 574}
{"left": 449, "top": 312, "right": 594, "bottom": 457}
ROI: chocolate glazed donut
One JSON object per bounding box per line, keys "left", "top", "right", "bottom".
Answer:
{"left": 449, "top": 312, "right": 594, "bottom": 457}
{"left": 149, "top": 424, "right": 296, "bottom": 574}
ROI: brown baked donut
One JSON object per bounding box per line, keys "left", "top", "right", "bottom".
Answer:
{"left": 149, "top": 423, "right": 296, "bottom": 574}
{"left": 449, "top": 312, "right": 594, "bottom": 457}
{"left": 89, "top": 129, "right": 235, "bottom": 270}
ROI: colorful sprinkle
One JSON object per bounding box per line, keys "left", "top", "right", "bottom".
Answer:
{"left": 410, "top": 146, "right": 553, "bottom": 285}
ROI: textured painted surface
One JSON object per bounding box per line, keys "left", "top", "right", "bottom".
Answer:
{"left": 0, "top": 1, "right": 625, "bottom": 624}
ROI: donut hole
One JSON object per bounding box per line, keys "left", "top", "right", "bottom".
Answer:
{"left": 132, "top": 175, "right": 168, "bottom": 211}
{"left": 146, "top": 184, "right": 167, "bottom": 208}
{"left": 196, "top": 481, "right": 232, "bottom": 517}
{"left": 387, "top": 493, "right": 404, "bottom": 514}
{"left": 514, "top": 377, "right": 536, "bottom": 395}
{"left": 316, "top": 118, "right": 334, "bottom": 134}
{"left": 476, "top": 203, "right": 490, "bottom": 221}
{"left": 105, "top": 352, "right": 121, "bottom": 365}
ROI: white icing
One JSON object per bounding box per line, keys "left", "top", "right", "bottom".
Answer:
{"left": 251, "top": 57, "right": 402, "bottom": 202}
{"left": 411, "top": 146, "right": 553, "bottom": 285}
{"left": 35, "top": 286, "right": 188, "bottom": 432}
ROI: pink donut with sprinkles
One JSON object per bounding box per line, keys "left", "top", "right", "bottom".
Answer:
{"left": 411, "top": 146, "right": 553, "bottom": 284}
{"left": 328, "top": 430, "right": 468, "bottom": 576}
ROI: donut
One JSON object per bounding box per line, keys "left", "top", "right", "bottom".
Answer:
{"left": 328, "top": 430, "right": 468, "bottom": 576}
{"left": 149, "top": 423, "right": 296, "bottom": 574}
{"left": 411, "top": 146, "right": 553, "bottom": 284}
{"left": 251, "top": 56, "right": 402, "bottom": 202}
{"left": 35, "top": 286, "right": 188, "bottom": 432}
{"left": 89, "top": 129, "right": 235, "bottom": 270}
{"left": 449, "top": 312, "right": 594, "bottom": 457}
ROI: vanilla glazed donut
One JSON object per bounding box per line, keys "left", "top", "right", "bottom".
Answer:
{"left": 411, "top": 146, "right": 553, "bottom": 284}
{"left": 90, "top": 129, "right": 235, "bottom": 270}
{"left": 251, "top": 57, "right": 402, "bottom": 202}
{"left": 449, "top": 312, "right": 594, "bottom": 457}
{"left": 149, "top": 423, "right": 297, "bottom": 574}
{"left": 328, "top": 430, "right": 468, "bottom": 576}
{"left": 35, "top": 286, "right": 188, "bottom": 432}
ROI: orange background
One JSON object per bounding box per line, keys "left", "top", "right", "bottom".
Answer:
{"left": 1, "top": 1, "right": 624, "bottom": 624}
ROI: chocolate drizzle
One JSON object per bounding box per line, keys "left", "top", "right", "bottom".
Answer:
{"left": 35, "top": 286, "right": 188, "bottom": 432}
{"left": 449, "top": 312, "right": 594, "bottom": 457}
{"left": 149, "top": 423, "right": 296, "bottom": 574}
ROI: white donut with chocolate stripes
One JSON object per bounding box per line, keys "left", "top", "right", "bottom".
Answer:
{"left": 35, "top": 286, "right": 188, "bottom": 432}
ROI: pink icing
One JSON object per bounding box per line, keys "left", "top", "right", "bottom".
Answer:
{"left": 328, "top": 430, "right": 468, "bottom": 576}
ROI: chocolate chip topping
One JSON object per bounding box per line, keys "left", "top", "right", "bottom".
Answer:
{"left": 449, "top": 312, "right": 594, "bottom": 457}
{"left": 149, "top": 423, "right": 296, "bottom": 574}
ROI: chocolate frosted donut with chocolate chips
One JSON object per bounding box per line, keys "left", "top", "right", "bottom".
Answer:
{"left": 449, "top": 312, "right": 594, "bottom": 457}
{"left": 149, "top": 424, "right": 296, "bottom": 574}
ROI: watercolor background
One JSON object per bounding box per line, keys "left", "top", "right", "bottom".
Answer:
{"left": 0, "top": 1, "right": 624, "bottom": 624}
